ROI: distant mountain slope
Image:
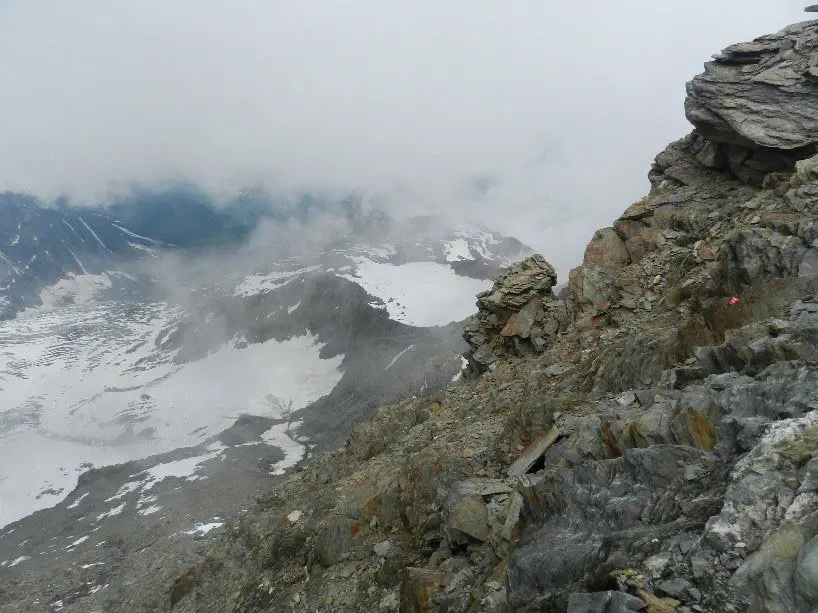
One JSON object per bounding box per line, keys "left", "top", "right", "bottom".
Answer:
{"left": 0, "top": 192, "right": 161, "bottom": 317}
{"left": 0, "top": 188, "right": 529, "bottom": 319}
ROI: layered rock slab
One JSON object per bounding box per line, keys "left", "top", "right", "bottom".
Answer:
{"left": 685, "top": 18, "right": 818, "bottom": 184}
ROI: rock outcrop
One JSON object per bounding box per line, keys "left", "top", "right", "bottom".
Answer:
{"left": 463, "top": 254, "right": 567, "bottom": 375}
{"left": 685, "top": 18, "right": 818, "bottom": 184}
{"left": 55, "top": 13, "right": 818, "bottom": 613}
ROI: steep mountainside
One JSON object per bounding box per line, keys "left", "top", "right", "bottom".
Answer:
{"left": 6, "top": 14, "right": 818, "bottom": 613}
{"left": 0, "top": 192, "right": 163, "bottom": 318}
{"left": 0, "top": 195, "right": 528, "bottom": 611}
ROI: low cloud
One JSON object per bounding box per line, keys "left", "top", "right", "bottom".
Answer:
{"left": 0, "top": 1, "right": 807, "bottom": 277}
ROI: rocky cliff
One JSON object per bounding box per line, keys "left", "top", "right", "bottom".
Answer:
{"left": 27, "top": 14, "right": 818, "bottom": 613}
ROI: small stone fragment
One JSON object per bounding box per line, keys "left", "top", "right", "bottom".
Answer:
{"left": 374, "top": 540, "right": 392, "bottom": 558}
{"left": 567, "top": 591, "right": 646, "bottom": 612}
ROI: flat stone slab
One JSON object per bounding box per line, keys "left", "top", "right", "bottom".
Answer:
{"left": 507, "top": 426, "right": 559, "bottom": 477}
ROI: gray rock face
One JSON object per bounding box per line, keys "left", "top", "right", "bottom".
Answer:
{"left": 684, "top": 20, "right": 818, "bottom": 185}
{"left": 505, "top": 302, "right": 818, "bottom": 611}
{"left": 795, "top": 535, "right": 818, "bottom": 606}
{"left": 568, "top": 228, "right": 632, "bottom": 317}
{"left": 685, "top": 20, "right": 818, "bottom": 152}
{"left": 720, "top": 226, "right": 808, "bottom": 290}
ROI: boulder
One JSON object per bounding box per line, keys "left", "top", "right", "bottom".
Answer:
{"left": 730, "top": 520, "right": 817, "bottom": 613}
{"left": 685, "top": 21, "right": 818, "bottom": 184}
{"left": 568, "top": 228, "right": 631, "bottom": 318}
{"left": 655, "top": 577, "right": 693, "bottom": 601}
{"left": 795, "top": 535, "right": 818, "bottom": 606}
{"left": 685, "top": 21, "right": 818, "bottom": 152}
{"left": 463, "top": 254, "right": 565, "bottom": 374}
{"left": 447, "top": 495, "right": 490, "bottom": 543}
{"left": 445, "top": 482, "right": 492, "bottom": 544}
{"left": 476, "top": 254, "right": 557, "bottom": 314}
{"left": 507, "top": 427, "right": 560, "bottom": 477}
{"left": 313, "top": 514, "right": 365, "bottom": 567}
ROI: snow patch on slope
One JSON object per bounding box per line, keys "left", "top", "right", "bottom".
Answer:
{"left": 443, "top": 238, "right": 472, "bottom": 262}
{"left": 453, "top": 226, "right": 503, "bottom": 260}
{"left": 234, "top": 266, "right": 320, "bottom": 297}
{"left": 0, "top": 275, "right": 345, "bottom": 527}
{"left": 340, "top": 258, "right": 489, "bottom": 327}
{"left": 37, "top": 273, "right": 111, "bottom": 309}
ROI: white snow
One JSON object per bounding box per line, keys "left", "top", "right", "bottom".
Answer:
{"left": 340, "top": 258, "right": 489, "bottom": 326}
{"left": 234, "top": 266, "right": 319, "bottom": 297}
{"left": 76, "top": 215, "right": 111, "bottom": 253}
{"left": 128, "top": 242, "right": 157, "bottom": 254}
{"left": 443, "top": 238, "right": 472, "bottom": 262}
{"left": 385, "top": 345, "right": 415, "bottom": 370}
{"left": 7, "top": 556, "right": 29, "bottom": 567}
{"left": 66, "top": 493, "right": 88, "bottom": 509}
{"left": 0, "top": 275, "right": 344, "bottom": 527}
{"left": 62, "top": 220, "right": 85, "bottom": 243}
{"left": 37, "top": 273, "right": 111, "bottom": 309}
{"left": 353, "top": 244, "right": 396, "bottom": 261}
{"left": 288, "top": 301, "right": 301, "bottom": 314}
{"left": 65, "top": 246, "right": 89, "bottom": 275}
{"left": 95, "top": 503, "right": 125, "bottom": 521}
{"left": 184, "top": 522, "right": 223, "bottom": 535}
{"left": 145, "top": 444, "right": 225, "bottom": 483}
{"left": 0, "top": 251, "right": 22, "bottom": 276}
{"left": 105, "top": 480, "right": 144, "bottom": 502}
{"left": 453, "top": 225, "right": 503, "bottom": 260}
{"left": 67, "top": 536, "right": 89, "bottom": 548}
{"left": 138, "top": 505, "right": 162, "bottom": 516}
{"left": 262, "top": 420, "right": 309, "bottom": 475}
{"left": 113, "top": 224, "right": 160, "bottom": 244}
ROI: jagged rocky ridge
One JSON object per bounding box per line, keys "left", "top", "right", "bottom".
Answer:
{"left": 12, "top": 14, "right": 818, "bottom": 613}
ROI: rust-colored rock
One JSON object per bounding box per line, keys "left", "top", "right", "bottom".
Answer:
{"left": 696, "top": 242, "right": 716, "bottom": 261}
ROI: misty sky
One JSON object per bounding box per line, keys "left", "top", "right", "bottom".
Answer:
{"left": 0, "top": 1, "right": 809, "bottom": 276}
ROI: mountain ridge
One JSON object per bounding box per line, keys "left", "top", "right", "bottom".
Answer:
{"left": 6, "top": 13, "right": 818, "bottom": 613}
{"left": 99, "top": 15, "right": 818, "bottom": 613}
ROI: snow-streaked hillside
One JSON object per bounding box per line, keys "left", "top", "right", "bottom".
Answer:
{"left": 0, "top": 274, "right": 343, "bottom": 527}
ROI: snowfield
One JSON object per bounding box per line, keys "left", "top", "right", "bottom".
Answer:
{"left": 340, "top": 258, "right": 491, "bottom": 327}
{"left": 0, "top": 274, "right": 344, "bottom": 528}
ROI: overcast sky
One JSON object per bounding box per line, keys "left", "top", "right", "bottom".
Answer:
{"left": 0, "top": 1, "right": 809, "bottom": 275}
